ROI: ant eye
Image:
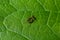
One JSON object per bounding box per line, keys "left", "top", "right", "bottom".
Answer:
{"left": 27, "top": 16, "right": 36, "bottom": 23}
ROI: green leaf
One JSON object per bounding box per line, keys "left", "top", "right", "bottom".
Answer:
{"left": 0, "top": 0, "right": 60, "bottom": 40}
{"left": 0, "top": 30, "right": 28, "bottom": 40}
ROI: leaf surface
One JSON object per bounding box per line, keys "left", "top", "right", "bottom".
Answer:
{"left": 0, "top": 0, "right": 60, "bottom": 40}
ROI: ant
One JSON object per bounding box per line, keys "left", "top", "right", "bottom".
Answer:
{"left": 27, "top": 16, "right": 36, "bottom": 23}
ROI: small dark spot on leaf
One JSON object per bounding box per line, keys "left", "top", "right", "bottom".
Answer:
{"left": 27, "top": 16, "right": 36, "bottom": 23}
